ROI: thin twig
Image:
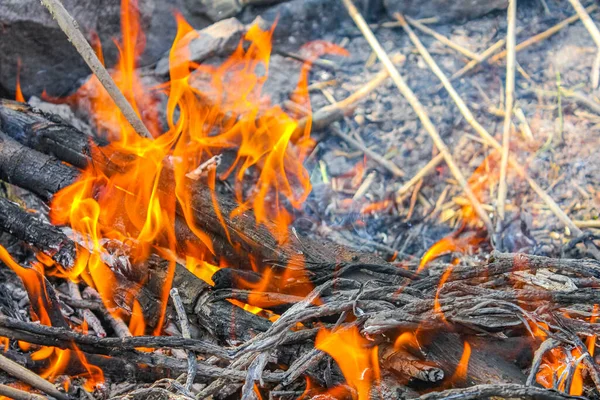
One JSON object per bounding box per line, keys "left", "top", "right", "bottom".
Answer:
{"left": 40, "top": 0, "right": 154, "bottom": 139}
{"left": 404, "top": 16, "right": 480, "bottom": 60}
{"left": 68, "top": 281, "right": 106, "bottom": 338}
{"left": 396, "top": 153, "right": 444, "bottom": 199}
{"left": 330, "top": 124, "right": 405, "bottom": 177}
{"left": 489, "top": 4, "right": 598, "bottom": 63}
{"left": 0, "top": 353, "right": 68, "bottom": 400}
{"left": 497, "top": 0, "right": 517, "bottom": 228}
{"left": 446, "top": 39, "right": 506, "bottom": 85}
{"left": 170, "top": 288, "right": 197, "bottom": 392}
{"left": 342, "top": 0, "right": 493, "bottom": 232}
{"left": 394, "top": 13, "right": 583, "bottom": 236}
{"left": 568, "top": 0, "right": 600, "bottom": 47}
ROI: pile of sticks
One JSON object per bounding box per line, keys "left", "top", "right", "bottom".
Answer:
{"left": 0, "top": 100, "right": 597, "bottom": 399}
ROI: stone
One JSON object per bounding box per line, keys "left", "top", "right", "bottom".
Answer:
{"left": 383, "top": 0, "right": 508, "bottom": 21}
{"left": 155, "top": 17, "right": 245, "bottom": 76}
{"left": 0, "top": 0, "right": 208, "bottom": 98}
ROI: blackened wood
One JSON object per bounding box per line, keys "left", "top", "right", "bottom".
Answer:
{"left": 0, "top": 195, "right": 271, "bottom": 341}
{"left": 194, "top": 291, "right": 271, "bottom": 345}
{"left": 0, "top": 315, "right": 226, "bottom": 357}
{"left": 0, "top": 100, "right": 96, "bottom": 170}
{"left": 0, "top": 196, "right": 76, "bottom": 267}
{"left": 0, "top": 132, "right": 78, "bottom": 201}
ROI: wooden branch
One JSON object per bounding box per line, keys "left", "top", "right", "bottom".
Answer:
{"left": 396, "top": 153, "right": 444, "bottom": 198}
{"left": 446, "top": 39, "right": 506, "bottom": 84}
{"left": 341, "top": 0, "right": 493, "bottom": 233}
{"left": 0, "top": 315, "right": 227, "bottom": 358}
{"left": 40, "top": 0, "right": 153, "bottom": 139}
{"left": 170, "top": 288, "right": 197, "bottom": 390}
{"left": 497, "top": 0, "right": 517, "bottom": 226}
{"left": 0, "top": 353, "right": 68, "bottom": 400}
{"left": 567, "top": 0, "right": 600, "bottom": 48}
{"left": 0, "top": 384, "right": 46, "bottom": 400}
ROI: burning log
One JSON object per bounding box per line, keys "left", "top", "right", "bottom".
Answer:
{"left": 0, "top": 99, "right": 403, "bottom": 281}
{"left": 0, "top": 189, "right": 272, "bottom": 342}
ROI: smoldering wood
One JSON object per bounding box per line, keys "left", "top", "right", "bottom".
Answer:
{"left": 380, "top": 344, "right": 444, "bottom": 383}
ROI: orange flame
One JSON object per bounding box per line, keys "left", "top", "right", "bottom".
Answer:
{"left": 15, "top": 58, "right": 25, "bottom": 103}
{"left": 451, "top": 341, "right": 471, "bottom": 382}
{"left": 29, "top": 0, "right": 345, "bottom": 389}
{"left": 0, "top": 245, "right": 103, "bottom": 388}
{"left": 419, "top": 232, "right": 483, "bottom": 272}
{"left": 315, "top": 326, "right": 379, "bottom": 400}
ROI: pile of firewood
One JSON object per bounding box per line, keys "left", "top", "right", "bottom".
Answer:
{"left": 0, "top": 99, "right": 596, "bottom": 399}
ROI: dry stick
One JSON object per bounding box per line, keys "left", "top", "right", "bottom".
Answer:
{"left": 396, "top": 153, "right": 444, "bottom": 198}
{"left": 39, "top": 0, "right": 153, "bottom": 140}
{"left": 170, "top": 288, "right": 197, "bottom": 392}
{"left": 329, "top": 124, "right": 406, "bottom": 177}
{"left": 0, "top": 384, "right": 46, "bottom": 400}
{"left": 341, "top": 0, "right": 494, "bottom": 233}
{"left": 404, "top": 16, "right": 480, "bottom": 61}
{"left": 446, "top": 39, "right": 506, "bottom": 85}
{"left": 296, "top": 56, "right": 407, "bottom": 177}
{"left": 497, "top": 0, "right": 517, "bottom": 228}
{"left": 395, "top": 14, "right": 583, "bottom": 236}
{"left": 489, "top": 4, "right": 598, "bottom": 63}
{"left": 0, "top": 353, "right": 68, "bottom": 400}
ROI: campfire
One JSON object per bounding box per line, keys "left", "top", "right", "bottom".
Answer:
{"left": 0, "top": 0, "right": 599, "bottom": 398}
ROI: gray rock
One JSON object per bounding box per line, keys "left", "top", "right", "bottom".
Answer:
{"left": 155, "top": 17, "right": 245, "bottom": 76}
{"left": 0, "top": 0, "right": 208, "bottom": 98}
{"left": 383, "top": 0, "right": 508, "bottom": 21}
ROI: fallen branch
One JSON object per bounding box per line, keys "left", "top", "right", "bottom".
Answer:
{"left": 489, "top": 5, "right": 598, "bottom": 64}
{"left": 0, "top": 384, "right": 46, "bottom": 400}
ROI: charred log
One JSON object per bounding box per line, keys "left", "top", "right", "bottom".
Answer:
{"left": 0, "top": 99, "right": 407, "bottom": 282}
